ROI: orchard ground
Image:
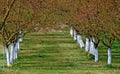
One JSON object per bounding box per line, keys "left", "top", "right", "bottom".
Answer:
{"left": 0, "top": 28, "right": 120, "bottom": 74}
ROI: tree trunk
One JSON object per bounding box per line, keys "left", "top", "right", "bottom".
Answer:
{"left": 13, "top": 43, "right": 16, "bottom": 60}
{"left": 19, "top": 30, "right": 23, "bottom": 42}
{"left": 4, "top": 45, "right": 11, "bottom": 66}
{"left": 108, "top": 47, "right": 112, "bottom": 65}
{"left": 17, "top": 40, "right": 20, "bottom": 50}
{"left": 89, "top": 37, "right": 99, "bottom": 62}
{"left": 94, "top": 47, "right": 98, "bottom": 62}
{"left": 13, "top": 43, "right": 18, "bottom": 60}
{"left": 14, "top": 43, "right": 18, "bottom": 59}
{"left": 10, "top": 43, "right": 14, "bottom": 64}
{"left": 14, "top": 40, "right": 20, "bottom": 59}
{"left": 85, "top": 37, "right": 90, "bottom": 52}
{"left": 19, "top": 37, "right": 23, "bottom": 42}
{"left": 89, "top": 40, "right": 95, "bottom": 55}
{"left": 70, "top": 27, "right": 73, "bottom": 37}
{"left": 77, "top": 35, "right": 84, "bottom": 48}
{"left": 74, "top": 30, "right": 77, "bottom": 41}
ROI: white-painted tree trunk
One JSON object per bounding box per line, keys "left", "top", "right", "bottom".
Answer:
{"left": 77, "top": 35, "right": 84, "bottom": 48}
{"left": 4, "top": 45, "right": 11, "bottom": 66}
{"left": 17, "top": 40, "right": 20, "bottom": 50}
{"left": 89, "top": 40, "right": 95, "bottom": 55}
{"left": 10, "top": 43, "right": 14, "bottom": 64}
{"left": 70, "top": 27, "right": 73, "bottom": 37}
{"left": 15, "top": 45, "right": 17, "bottom": 59}
{"left": 15, "top": 40, "right": 20, "bottom": 59}
{"left": 85, "top": 37, "right": 90, "bottom": 52}
{"left": 13, "top": 43, "right": 17, "bottom": 60}
{"left": 19, "top": 30, "right": 23, "bottom": 42}
{"left": 13, "top": 44, "right": 16, "bottom": 60}
{"left": 89, "top": 37, "right": 99, "bottom": 62}
{"left": 15, "top": 44, "right": 18, "bottom": 59}
{"left": 92, "top": 37, "right": 95, "bottom": 42}
{"left": 94, "top": 47, "right": 98, "bottom": 62}
{"left": 74, "top": 30, "right": 77, "bottom": 41}
{"left": 19, "top": 37, "right": 23, "bottom": 42}
{"left": 92, "top": 37, "right": 98, "bottom": 62}
{"left": 108, "top": 48, "right": 112, "bottom": 65}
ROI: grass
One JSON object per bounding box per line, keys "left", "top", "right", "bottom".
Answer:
{"left": 0, "top": 29, "right": 120, "bottom": 74}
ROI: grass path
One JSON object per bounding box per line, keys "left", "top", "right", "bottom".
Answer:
{"left": 0, "top": 31, "right": 120, "bottom": 74}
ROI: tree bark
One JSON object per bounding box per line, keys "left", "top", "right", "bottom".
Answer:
{"left": 108, "top": 47, "right": 112, "bottom": 65}
{"left": 89, "top": 40, "right": 95, "bottom": 55}
{"left": 85, "top": 37, "right": 90, "bottom": 52}
{"left": 19, "top": 30, "right": 23, "bottom": 42}
{"left": 19, "top": 37, "right": 23, "bottom": 42}
{"left": 74, "top": 30, "right": 77, "bottom": 41}
{"left": 4, "top": 45, "right": 11, "bottom": 66}
{"left": 94, "top": 47, "right": 98, "bottom": 62}
{"left": 17, "top": 40, "right": 20, "bottom": 50}
{"left": 14, "top": 43, "right": 18, "bottom": 59}
{"left": 77, "top": 35, "right": 84, "bottom": 48}
{"left": 13, "top": 43, "right": 16, "bottom": 60}
{"left": 90, "top": 37, "right": 99, "bottom": 62}
{"left": 70, "top": 27, "right": 73, "bottom": 37}
{"left": 15, "top": 40, "right": 20, "bottom": 59}
{"left": 10, "top": 43, "right": 14, "bottom": 64}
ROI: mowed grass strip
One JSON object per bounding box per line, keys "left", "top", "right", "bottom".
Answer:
{"left": 0, "top": 31, "right": 120, "bottom": 74}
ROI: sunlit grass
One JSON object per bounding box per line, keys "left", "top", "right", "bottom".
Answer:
{"left": 0, "top": 29, "right": 120, "bottom": 74}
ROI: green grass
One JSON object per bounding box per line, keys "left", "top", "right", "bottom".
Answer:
{"left": 0, "top": 30, "right": 120, "bottom": 74}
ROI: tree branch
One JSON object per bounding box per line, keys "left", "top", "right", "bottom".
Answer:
{"left": 0, "top": 0, "right": 16, "bottom": 30}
